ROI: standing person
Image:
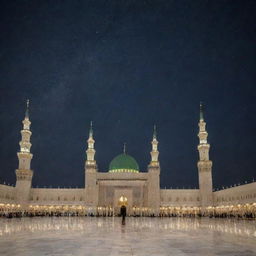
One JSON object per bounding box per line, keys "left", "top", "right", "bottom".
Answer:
{"left": 120, "top": 205, "right": 126, "bottom": 225}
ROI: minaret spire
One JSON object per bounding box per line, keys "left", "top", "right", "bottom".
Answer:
{"left": 25, "top": 99, "right": 29, "bottom": 118}
{"left": 89, "top": 121, "right": 93, "bottom": 137}
{"left": 150, "top": 125, "right": 159, "bottom": 165}
{"left": 200, "top": 102, "right": 204, "bottom": 121}
{"left": 19, "top": 100, "right": 32, "bottom": 153}
{"left": 153, "top": 124, "right": 157, "bottom": 139}
{"left": 86, "top": 121, "right": 96, "bottom": 166}
{"left": 198, "top": 103, "right": 208, "bottom": 145}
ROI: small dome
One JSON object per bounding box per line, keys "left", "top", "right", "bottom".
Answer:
{"left": 109, "top": 153, "right": 139, "bottom": 173}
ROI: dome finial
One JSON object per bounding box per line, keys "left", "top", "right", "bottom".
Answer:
{"left": 25, "top": 99, "right": 30, "bottom": 118}
{"left": 123, "top": 143, "right": 126, "bottom": 154}
{"left": 89, "top": 121, "right": 93, "bottom": 136}
{"left": 200, "top": 102, "right": 204, "bottom": 121}
{"left": 153, "top": 124, "right": 157, "bottom": 139}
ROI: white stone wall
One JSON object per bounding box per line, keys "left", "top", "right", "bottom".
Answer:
{"left": 29, "top": 188, "right": 85, "bottom": 205}
{"left": 160, "top": 189, "right": 200, "bottom": 207}
{"left": 1, "top": 176, "right": 256, "bottom": 212}
{"left": 0, "top": 184, "right": 16, "bottom": 203}
{"left": 213, "top": 182, "right": 256, "bottom": 206}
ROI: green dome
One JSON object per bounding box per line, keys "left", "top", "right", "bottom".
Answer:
{"left": 109, "top": 153, "right": 139, "bottom": 173}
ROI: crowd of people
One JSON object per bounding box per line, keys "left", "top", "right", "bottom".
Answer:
{"left": 158, "top": 212, "right": 255, "bottom": 219}
{"left": 0, "top": 210, "right": 255, "bottom": 219}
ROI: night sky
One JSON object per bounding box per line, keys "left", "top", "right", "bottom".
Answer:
{"left": 0, "top": 1, "right": 255, "bottom": 189}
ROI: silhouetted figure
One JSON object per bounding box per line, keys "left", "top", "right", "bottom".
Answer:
{"left": 120, "top": 205, "right": 126, "bottom": 225}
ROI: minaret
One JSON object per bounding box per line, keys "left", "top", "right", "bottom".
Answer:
{"left": 147, "top": 125, "right": 160, "bottom": 216}
{"left": 197, "top": 103, "right": 213, "bottom": 212}
{"left": 85, "top": 121, "right": 98, "bottom": 212}
{"left": 15, "top": 100, "right": 33, "bottom": 207}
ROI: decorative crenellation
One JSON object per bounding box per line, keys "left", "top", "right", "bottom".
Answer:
{"left": 15, "top": 169, "right": 33, "bottom": 181}
{"left": 197, "top": 161, "right": 212, "bottom": 171}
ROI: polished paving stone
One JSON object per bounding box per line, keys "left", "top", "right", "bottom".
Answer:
{"left": 0, "top": 217, "right": 255, "bottom": 255}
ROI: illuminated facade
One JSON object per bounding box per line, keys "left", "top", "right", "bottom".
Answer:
{"left": 0, "top": 101, "right": 255, "bottom": 217}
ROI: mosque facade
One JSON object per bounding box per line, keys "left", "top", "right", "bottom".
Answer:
{"left": 0, "top": 101, "right": 255, "bottom": 217}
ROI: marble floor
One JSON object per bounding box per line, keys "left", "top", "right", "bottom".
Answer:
{"left": 0, "top": 217, "right": 255, "bottom": 256}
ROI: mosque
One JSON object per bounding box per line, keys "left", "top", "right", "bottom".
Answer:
{"left": 0, "top": 101, "right": 255, "bottom": 217}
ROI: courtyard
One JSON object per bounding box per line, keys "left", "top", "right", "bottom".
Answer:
{"left": 0, "top": 217, "right": 255, "bottom": 256}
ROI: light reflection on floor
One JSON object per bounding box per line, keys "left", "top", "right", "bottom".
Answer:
{"left": 0, "top": 217, "right": 255, "bottom": 255}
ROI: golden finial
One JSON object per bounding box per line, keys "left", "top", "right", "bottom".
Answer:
{"left": 200, "top": 102, "right": 204, "bottom": 121}
{"left": 153, "top": 124, "right": 157, "bottom": 139}
{"left": 123, "top": 143, "right": 126, "bottom": 154}
{"left": 89, "top": 121, "right": 93, "bottom": 136}
{"left": 25, "top": 99, "right": 30, "bottom": 118}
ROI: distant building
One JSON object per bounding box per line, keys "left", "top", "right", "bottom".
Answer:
{"left": 0, "top": 101, "right": 255, "bottom": 217}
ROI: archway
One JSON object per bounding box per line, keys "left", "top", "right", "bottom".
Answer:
{"left": 118, "top": 195, "right": 128, "bottom": 206}
{"left": 118, "top": 196, "right": 128, "bottom": 216}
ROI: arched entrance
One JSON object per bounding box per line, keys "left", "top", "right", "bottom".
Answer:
{"left": 118, "top": 196, "right": 128, "bottom": 206}
{"left": 118, "top": 196, "right": 128, "bottom": 215}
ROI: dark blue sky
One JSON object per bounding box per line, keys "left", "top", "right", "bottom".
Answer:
{"left": 0, "top": 0, "right": 255, "bottom": 189}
